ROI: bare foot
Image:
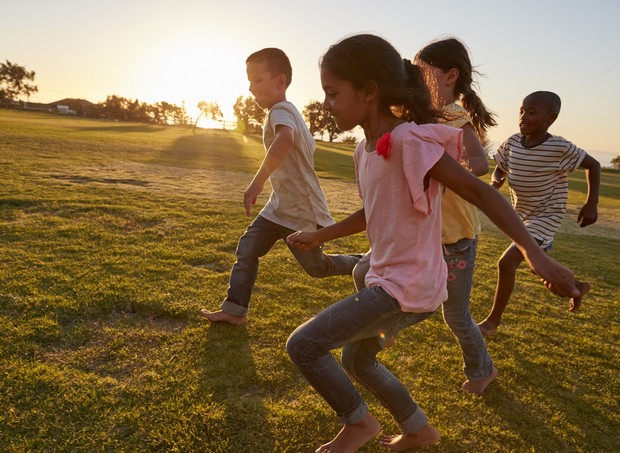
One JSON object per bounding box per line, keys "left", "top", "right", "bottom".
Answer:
{"left": 316, "top": 412, "right": 381, "bottom": 453}
{"left": 462, "top": 367, "right": 498, "bottom": 394}
{"left": 569, "top": 281, "right": 591, "bottom": 312}
{"left": 477, "top": 319, "right": 499, "bottom": 337}
{"left": 199, "top": 309, "right": 247, "bottom": 326}
{"left": 378, "top": 423, "right": 440, "bottom": 451}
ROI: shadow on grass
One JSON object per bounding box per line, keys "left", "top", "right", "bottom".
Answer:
{"left": 198, "top": 324, "right": 275, "bottom": 451}
{"left": 485, "top": 344, "right": 614, "bottom": 450}
{"left": 152, "top": 131, "right": 262, "bottom": 173}
{"left": 76, "top": 125, "right": 168, "bottom": 133}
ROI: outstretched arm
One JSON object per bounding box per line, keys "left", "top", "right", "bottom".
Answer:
{"left": 577, "top": 154, "right": 601, "bottom": 227}
{"left": 244, "top": 124, "right": 293, "bottom": 215}
{"left": 287, "top": 208, "right": 366, "bottom": 250}
{"left": 428, "top": 152, "right": 580, "bottom": 298}
{"left": 461, "top": 124, "right": 489, "bottom": 177}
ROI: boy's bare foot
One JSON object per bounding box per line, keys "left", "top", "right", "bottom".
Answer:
{"left": 378, "top": 422, "right": 440, "bottom": 451}
{"left": 569, "top": 281, "right": 591, "bottom": 312}
{"left": 199, "top": 309, "right": 247, "bottom": 326}
{"left": 462, "top": 367, "right": 498, "bottom": 394}
{"left": 477, "top": 319, "right": 499, "bottom": 337}
{"left": 316, "top": 412, "right": 381, "bottom": 453}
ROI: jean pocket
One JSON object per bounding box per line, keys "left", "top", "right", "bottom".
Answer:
{"left": 443, "top": 240, "right": 471, "bottom": 257}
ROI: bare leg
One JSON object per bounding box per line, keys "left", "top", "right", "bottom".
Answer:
{"left": 569, "top": 280, "right": 591, "bottom": 312}
{"left": 199, "top": 309, "right": 247, "bottom": 326}
{"left": 478, "top": 246, "right": 524, "bottom": 336}
{"left": 316, "top": 412, "right": 381, "bottom": 453}
{"left": 378, "top": 422, "right": 440, "bottom": 451}
{"left": 461, "top": 366, "right": 498, "bottom": 394}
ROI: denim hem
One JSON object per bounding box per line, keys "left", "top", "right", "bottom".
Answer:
{"left": 220, "top": 300, "right": 248, "bottom": 317}
{"left": 339, "top": 400, "right": 369, "bottom": 425}
{"left": 465, "top": 364, "right": 495, "bottom": 382}
{"left": 398, "top": 406, "right": 429, "bottom": 434}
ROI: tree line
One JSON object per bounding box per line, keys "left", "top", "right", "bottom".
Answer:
{"left": 2, "top": 59, "right": 340, "bottom": 144}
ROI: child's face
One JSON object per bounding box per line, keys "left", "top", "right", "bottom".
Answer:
{"left": 519, "top": 97, "right": 556, "bottom": 137}
{"left": 246, "top": 60, "right": 285, "bottom": 109}
{"left": 320, "top": 67, "right": 368, "bottom": 131}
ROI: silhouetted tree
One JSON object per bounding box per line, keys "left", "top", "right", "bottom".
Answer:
{"left": 194, "top": 100, "right": 223, "bottom": 133}
{"left": 233, "top": 95, "right": 265, "bottom": 134}
{"left": 302, "top": 100, "right": 340, "bottom": 142}
{"left": 0, "top": 60, "right": 38, "bottom": 105}
{"left": 611, "top": 155, "right": 620, "bottom": 170}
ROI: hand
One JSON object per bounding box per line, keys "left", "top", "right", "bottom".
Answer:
{"left": 577, "top": 202, "right": 598, "bottom": 227}
{"left": 529, "top": 256, "right": 580, "bottom": 298}
{"left": 244, "top": 180, "right": 264, "bottom": 216}
{"left": 286, "top": 231, "right": 321, "bottom": 250}
{"left": 490, "top": 178, "right": 504, "bottom": 189}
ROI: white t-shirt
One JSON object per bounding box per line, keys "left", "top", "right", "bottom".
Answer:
{"left": 494, "top": 134, "right": 586, "bottom": 246}
{"left": 355, "top": 122, "right": 462, "bottom": 312}
{"left": 259, "top": 101, "right": 335, "bottom": 231}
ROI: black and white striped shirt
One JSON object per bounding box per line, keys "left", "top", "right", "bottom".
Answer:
{"left": 494, "top": 134, "right": 586, "bottom": 246}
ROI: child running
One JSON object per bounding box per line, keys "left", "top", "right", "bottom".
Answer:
{"left": 285, "top": 34, "right": 583, "bottom": 452}
{"left": 200, "top": 48, "right": 360, "bottom": 326}
{"left": 478, "top": 90, "right": 600, "bottom": 336}
{"left": 353, "top": 37, "right": 499, "bottom": 394}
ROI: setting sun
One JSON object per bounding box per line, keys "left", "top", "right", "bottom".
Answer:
{"left": 135, "top": 34, "right": 248, "bottom": 124}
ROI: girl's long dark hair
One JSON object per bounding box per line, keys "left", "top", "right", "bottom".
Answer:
{"left": 415, "top": 37, "right": 497, "bottom": 143}
{"left": 321, "top": 34, "right": 443, "bottom": 125}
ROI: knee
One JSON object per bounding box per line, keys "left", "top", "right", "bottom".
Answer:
{"left": 497, "top": 254, "right": 520, "bottom": 273}
{"left": 352, "top": 262, "right": 368, "bottom": 291}
{"left": 286, "top": 329, "right": 315, "bottom": 365}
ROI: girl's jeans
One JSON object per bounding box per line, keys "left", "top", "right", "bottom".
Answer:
{"left": 220, "top": 215, "right": 360, "bottom": 317}
{"left": 352, "top": 238, "right": 493, "bottom": 381}
{"left": 287, "top": 286, "right": 434, "bottom": 433}
{"left": 442, "top": 237, "right": 493, "bottom": 381}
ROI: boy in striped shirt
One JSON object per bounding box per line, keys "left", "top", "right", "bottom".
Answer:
{"left": 478, "top": 91, "right": 600, "bottom": 336}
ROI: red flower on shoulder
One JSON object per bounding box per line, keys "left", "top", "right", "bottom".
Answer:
{"left": 376, "top": 132, "right": 392, "bottom": 160}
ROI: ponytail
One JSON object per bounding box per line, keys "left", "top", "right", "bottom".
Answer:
{"left": 461, "top": 86, "right": 497, "bottom": 145}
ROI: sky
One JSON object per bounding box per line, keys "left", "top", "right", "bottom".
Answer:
{"left": 2, "top": 0, "right": 619, "bottom": 166}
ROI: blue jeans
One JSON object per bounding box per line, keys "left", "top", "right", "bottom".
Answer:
{"left": 442, "top": 237, "right": 493, "bottom": 381}
{"left": 287, "top": 286, "right": 434, "bottom": 433}
{"left": 221, "top": 215, "right": 361, "bottom": 316}
{"left": 352, "top": 238, "right": 493, "bottom": 381}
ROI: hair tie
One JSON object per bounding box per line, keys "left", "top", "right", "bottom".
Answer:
{"left": 402, "top": 58, "right": 412, "bottom": 68}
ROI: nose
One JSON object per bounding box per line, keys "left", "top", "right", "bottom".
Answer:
{"left": 322, "top": 97, "right": 330, "bottom": 111}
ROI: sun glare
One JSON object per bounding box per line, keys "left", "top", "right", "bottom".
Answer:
{"left": 138, "top": 35, "right": 248, "bottom": 126}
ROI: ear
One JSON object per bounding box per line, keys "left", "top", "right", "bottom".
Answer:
{"left": 445, "top": 68, "right": 459, "bottom": 87}
{"left": 275, "top": 73, "right": 287, "bottom": 88}
{"left": 362, "top": 80, "right": 379, "bottom": 102}
{"left": 547, "top": 113, "right": 558, "bottom": 126}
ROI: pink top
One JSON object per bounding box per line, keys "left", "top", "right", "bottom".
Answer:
{"left": 354, "top": 122, "right": 462, "bottom": 312}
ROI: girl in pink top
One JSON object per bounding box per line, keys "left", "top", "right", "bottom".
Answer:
{"left": 285, "top": 34, "right": 582, "bottom": 452}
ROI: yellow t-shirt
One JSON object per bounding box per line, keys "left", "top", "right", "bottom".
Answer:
{"left": 441, "top": 103, "right": 481, "bottom": 244}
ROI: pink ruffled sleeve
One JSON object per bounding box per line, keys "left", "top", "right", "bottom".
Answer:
{"left": 399, "top": 123, "right": 462, "bottom": 214}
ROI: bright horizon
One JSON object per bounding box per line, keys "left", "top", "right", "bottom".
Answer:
{"left": 3, "top": 0, "right": 619, "bottom": 165}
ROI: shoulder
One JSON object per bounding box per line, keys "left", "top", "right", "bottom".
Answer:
{"left": 442, "top": 103, "right": 471, "bottom": 129}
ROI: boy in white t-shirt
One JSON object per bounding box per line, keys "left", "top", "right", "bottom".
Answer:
{"left": 200, "top": 48, "right": 360, "bottom": 326}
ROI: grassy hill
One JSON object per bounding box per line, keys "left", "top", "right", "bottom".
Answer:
{"left": 0, "top": 109, "right": 618, "bottom": 452}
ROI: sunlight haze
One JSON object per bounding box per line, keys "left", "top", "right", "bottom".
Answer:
{"left": 3, "top": 0, "right": 619, "bottom": 165}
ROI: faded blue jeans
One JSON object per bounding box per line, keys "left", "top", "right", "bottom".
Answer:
{"left": 352, "top": 238, "right": 493, "bottom": 381}
{"left": 287, "top": 286, "right": 434, "bottom": 433}
{"left": 220, "top": 215, "right": 361, "bottom": 317}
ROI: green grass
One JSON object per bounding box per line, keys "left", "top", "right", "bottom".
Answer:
{"left": 0, "top": 109, "right": 618, "bottom": 452}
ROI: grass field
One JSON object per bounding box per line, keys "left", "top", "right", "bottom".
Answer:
{"left": 0, "top": 109, "right": 618, "bottom": 452}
